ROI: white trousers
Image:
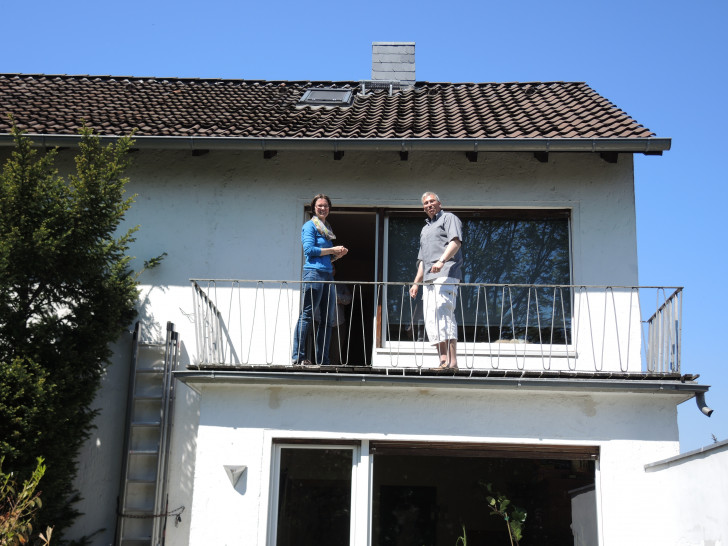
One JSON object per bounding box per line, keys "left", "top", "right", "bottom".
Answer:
{"left": 422, "top": 277, "right": 459, "bottom": 345}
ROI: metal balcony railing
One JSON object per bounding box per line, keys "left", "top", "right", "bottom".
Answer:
{"left": 190, "top": 280, "right": 682, "bottom": 374}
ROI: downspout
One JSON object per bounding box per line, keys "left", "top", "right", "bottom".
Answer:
{"left": 695, "top": 392, "right": 714, "bottom": 417}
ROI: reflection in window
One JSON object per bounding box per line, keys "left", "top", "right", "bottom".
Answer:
{"left": 275, "top": 448, "right": 352, "bottom": 546}
{"left": 372, "top": 453, "right": 595, "bottom": 546}
{"left": 386, "top": 212, "right": 571, "bottom": 344}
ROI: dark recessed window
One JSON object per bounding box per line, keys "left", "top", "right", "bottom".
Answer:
{"left": 386, "top": 210, "right": 572, "bottom": 345}
{"left": 298, "top": 88, "right": 354, "bottom": 107}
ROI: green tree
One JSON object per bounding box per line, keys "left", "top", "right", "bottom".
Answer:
{"left": 0, "top": 126, "right": 140, "bottom": 541}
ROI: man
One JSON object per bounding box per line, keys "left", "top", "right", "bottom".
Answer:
{"left": 409, "top": 192, "right": 463, "bottom": 369}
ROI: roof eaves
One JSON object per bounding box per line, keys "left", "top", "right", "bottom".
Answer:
{"left": 174, "top": 368, "right": 705, "bottom": 399}
{"left": 0, "top": 134, "right": 672, "bottom": 154}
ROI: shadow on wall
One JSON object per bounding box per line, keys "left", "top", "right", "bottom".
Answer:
{"left": 166, "top": 384, "right": 200, "bottom": 539}
{"left": 136, "top": 284, "right": 169, "bottom": 344}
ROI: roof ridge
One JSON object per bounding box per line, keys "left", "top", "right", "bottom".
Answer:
{"left": 0, "top": 73, "right": 586, "bottom": 87}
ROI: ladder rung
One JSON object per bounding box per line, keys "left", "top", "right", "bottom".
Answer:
{"left": 138, "top": 342, "right": 165, "bottom": 347}
{"left": 126, "top": 478, "right": 157, "bottom": 485}
{"left": 129, "top": 449, "right": 159, "bottom": 455}
{"left": 131, "top": 421, "right": 161, "bottom": 427}
{"left": 133, "top": 395, "right": 163, "bottom": 401}
{"left": 120, "top": 505, "right": 154, "bottom": 514}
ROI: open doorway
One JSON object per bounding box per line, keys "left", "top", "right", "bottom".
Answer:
{"left": 371, "top": 452, "right": 596, "bottom": 546}
{"left": 326, "top": 210, "right": 377, "bottom": 366}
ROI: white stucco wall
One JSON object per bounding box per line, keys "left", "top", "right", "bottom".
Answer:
{"left": 64, "top": 334, "right": 134, "bottom": 542}
{"left": 121, "top": 147, "right": 638, "bottom": 287}
{"left": 644, "top": 441, "right": 728, "bottom": 546}
{"left": 171, "top": 381, "right": 684, "bottom": 546}
{"left": 57, "top": 147, "right": 651, "bottom": 544}
{"left": 122, "top": 148, "right": 642, "bottom": 372}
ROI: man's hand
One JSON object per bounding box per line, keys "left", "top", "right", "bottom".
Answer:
{"left": 409, "top": 284, "right": 419, "bottom": 298}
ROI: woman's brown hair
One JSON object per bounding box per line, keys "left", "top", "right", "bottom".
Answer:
{"left": 310, "top": 193, "right": 332, "bottom": 212}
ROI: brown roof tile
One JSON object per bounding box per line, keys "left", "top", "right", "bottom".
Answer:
{"left": 0, "top": 74, "right": 658, "bottom": 140}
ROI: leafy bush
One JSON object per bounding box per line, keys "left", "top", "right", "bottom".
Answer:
{"left": 0, "top": 456, "right": 53, "bottom": 545}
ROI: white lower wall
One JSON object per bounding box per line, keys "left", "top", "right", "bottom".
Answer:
{"left": 643, "top": 441, "right": 728, "bottom": 546}
{"left": 165, "top": 381, "right": 685, "bottom": 546}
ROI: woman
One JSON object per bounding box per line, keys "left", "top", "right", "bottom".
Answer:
{"left": 292, "top": 194, "right": 348, "bottom": 365}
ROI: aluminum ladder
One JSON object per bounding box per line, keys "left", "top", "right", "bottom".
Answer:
{"left": 115, "top": 322, "right": 179, "bottom": 546}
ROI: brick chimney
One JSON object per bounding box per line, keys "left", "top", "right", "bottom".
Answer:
{"left": 371, "top": 42, "right": 415, "bottom": 86}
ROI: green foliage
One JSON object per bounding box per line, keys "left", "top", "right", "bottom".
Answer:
{"left": 136, "top": 252, "right": 167, "bottom": 281}
{"left": 0, "top": 126, "right": 141, "bottom": 541}
{"left": 455, "top": 525, "right": 467, "bottom": 546}
{"left": 0, "top": 358, "right": 52, "bottom": 467}
{"left": 0, "top": 456, "right": 53, "bottom": 545}
{"left": 484, "top": 483, "right": 527, "bottom": 546}
{"left": 456, "top": 483, "right": 527, "bottom": 546}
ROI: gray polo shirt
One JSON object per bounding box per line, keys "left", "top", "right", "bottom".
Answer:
{"left": 417, "top": 210, "right": 463, "bottom": 282}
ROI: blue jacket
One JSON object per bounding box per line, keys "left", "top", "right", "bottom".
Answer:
{"left": 301, "top": 219, "right": 334, "bottom": 272}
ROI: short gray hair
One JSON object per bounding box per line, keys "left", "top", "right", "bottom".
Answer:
{"left": 421, "top": 191, "right": 440, "bottom": 203}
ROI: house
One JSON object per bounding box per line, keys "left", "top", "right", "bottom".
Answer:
{"left": 1, "top": 42, "right": 725, "bottom": 545}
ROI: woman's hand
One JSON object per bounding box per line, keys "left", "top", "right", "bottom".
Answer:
{"left": 323, "top": 246, "right": 348, "bottom": 257}
{"left": 329, "top": 246, "right": 348, "bottom": 261}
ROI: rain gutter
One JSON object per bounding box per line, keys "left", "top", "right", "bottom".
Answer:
{"left": 174, "top": 369, "right": 705, "bottom": 397}
{"left": 0, "top": 134, "right": 671, "bottom": 154}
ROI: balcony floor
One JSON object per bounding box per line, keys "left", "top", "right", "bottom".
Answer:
{"left": 186, "top": 362, "right": 694, "bottom": 382}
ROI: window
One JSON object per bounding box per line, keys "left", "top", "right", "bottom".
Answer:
{"left": 385, "top": 210, "right": 572, "bottom": 344}
{"left": 298, "top": 88, "right": 354, "bottom": 107}
{"left": 271, "top": 444, "right": 356, "bottom": 546}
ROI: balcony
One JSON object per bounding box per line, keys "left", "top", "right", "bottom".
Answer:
{"left": 190, "top": 280, "right": 682, "bottom": 376}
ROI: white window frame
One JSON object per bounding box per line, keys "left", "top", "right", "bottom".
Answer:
{"left": 267, "top": 442, "right": 364, "bottom": 546}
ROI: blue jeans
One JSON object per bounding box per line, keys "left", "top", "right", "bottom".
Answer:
{"left": 292, "top": 269, "right": 336, "bottom": 364}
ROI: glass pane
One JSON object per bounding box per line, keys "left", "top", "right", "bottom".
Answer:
{"left": 386, "top": 217, "right": 425, "bottom": 342}
{"left": 372, "top": 454, "right": 595, "bottom": 546}
{"left": 276, "top": 448, "right": 352, "bottom": 546}
{"left": 386, "top": 215, "right": 571, "bottom": 343}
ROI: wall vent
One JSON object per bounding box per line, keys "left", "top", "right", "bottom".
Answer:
{"left": 359, "top": 80, "right": 407, "bottom": 96}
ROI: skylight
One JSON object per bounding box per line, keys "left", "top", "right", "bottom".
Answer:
{"left": 298, "top": 88, "right": 354, "bottom": 107}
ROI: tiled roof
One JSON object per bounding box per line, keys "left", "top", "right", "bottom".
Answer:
{"left": 0, "top": 74, "right": 657, "bottom": 141}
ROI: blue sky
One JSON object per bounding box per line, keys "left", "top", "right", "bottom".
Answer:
{"left": 3, "top": 0, "right": 726, "bottom": 452}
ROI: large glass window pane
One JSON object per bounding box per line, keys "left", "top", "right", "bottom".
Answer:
{"left": 275, "top": 447, "right": 352, "bottom": 546}
{"left": 386, "top": 212, "right": 571, "bottom": 343}
{"left": 372, "top": 453, "right": 595, "bottom": 546}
